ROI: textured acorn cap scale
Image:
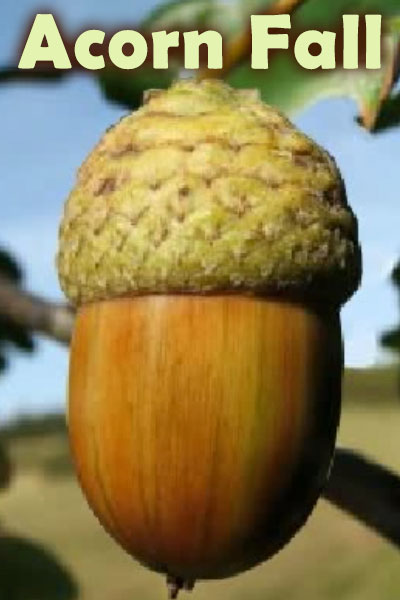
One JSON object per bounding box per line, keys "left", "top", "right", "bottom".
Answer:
{"left": 58, "top": 79, "right": 361, "bottom": 308}
{"left": 58, "top": 80, "right": 361, "bottom": 598}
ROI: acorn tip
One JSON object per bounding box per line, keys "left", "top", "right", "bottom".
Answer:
{"left": 166, "top": 575, "right": 195, "bottom": 598}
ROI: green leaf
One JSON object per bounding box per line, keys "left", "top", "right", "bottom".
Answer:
{"left": 98, "top": 67, "right": 177, "bottom": 111}
{"left": 99, "top": 1, "right": 222, "bottom": 111}
{"left": 389, "top": 16, "right": 400, "bottom": 33}
{"left": 227, "top": 1, "right": 400, "bottom": 130}
{"left": 353, "top": 22, "right": 400, "bottom": 130}
{"left": 381, "top": 261, "right": 400, "bottom": 356}
{"left": 381, "top": 328, "right": 400, "bottom": 354}
{"left": 144, "top": 0, "right": 216, "bottom": 29}
{"left": 144, "top": 0, "right": 245, "bottom": 36}
{"left": 0, "top": 248, "right": 35, "bottom": 376}
{"left": 143, "top": 0, "right": 400, "bottom": 131}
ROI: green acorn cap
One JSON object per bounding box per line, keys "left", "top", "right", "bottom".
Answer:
{"left": 57, "top": 79, "right": 361, "bottom": 307}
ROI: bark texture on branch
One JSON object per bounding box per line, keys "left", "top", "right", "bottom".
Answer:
{"left": 0, "top": 276, "right": 74, "bottom": 345}
{"left": 324, "top": 448, "right": 400, "bottom": 547}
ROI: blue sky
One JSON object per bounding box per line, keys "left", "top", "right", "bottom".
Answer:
{"left": 0, "top": 0, "right": 399, "bottom": 421}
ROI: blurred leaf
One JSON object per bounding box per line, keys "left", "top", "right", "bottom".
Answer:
{"left": 0, "top": 248, "right": 35, "bottom": 375}
{"left": 0, "top": 317, "right": 35, "bottom": 352}
{"left": 113, "top": 0, "right": 247, "bottom": 113}
{"left": 141, "top": 0, "right": 400, "bottom": 131}
{"left": 98, "top": 67, "right": 177, "bottom": 111}
{"left": 355, "top": 23, "right": 400, "bottom": 130}
{"left": 393, "top": 262, "right": 400, "bottom": 287}
{"left": 144, "top": 0, "right": 245, "bottom": 36}
{"left": 227, "top": 1, "right": 400, "bottom": 129}
{"left": 382, "top": 328, "right": 400, "bottom": 352}
{"left": 144, "top": 0, "right": 217, "bottom": 29}
{"left": 381, "top": 262, "right": 400, "bottom": 357}
{"left": 0, "top": 536, "right": 78, "bottom": 600}
{"left": 285, "top": 0, "right": 399, "bottom": 23}
{"left": 0, "top": 249, "right": 22, "bottom": 284}
{"left": 0, "top": 442, "right": 12, "bottom": 491}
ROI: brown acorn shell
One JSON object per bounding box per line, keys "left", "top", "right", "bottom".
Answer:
{"left": 68, "top": 295, "right": 342, "bottom": 580}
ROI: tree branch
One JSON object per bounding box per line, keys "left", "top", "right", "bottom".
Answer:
{"left": 197, "top": 0, "right": 307, "bottom": 81}
{"left": 0, "top": 276, "right": 74, "bottom": 345}
{"left": 0, "top": 67, "right": 68, "bottom": 85}
{"left": 324, "top": 448, "right": 400, "bottom": 547}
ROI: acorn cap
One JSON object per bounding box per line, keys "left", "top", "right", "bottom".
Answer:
{"left": 57, "top": 79, "right": 361, "bottom": 308}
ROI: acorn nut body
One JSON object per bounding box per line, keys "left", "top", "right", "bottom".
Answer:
{"left": 58, "top": 80, "right": 361, "bottom": 594}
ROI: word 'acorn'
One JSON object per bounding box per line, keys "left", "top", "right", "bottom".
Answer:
{"left": 57, "top": 80, "right": 361, "bottom": 598}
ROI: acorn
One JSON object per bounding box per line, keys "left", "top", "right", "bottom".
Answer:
{"left": 57, "top": 80, "right": 361, "bottom": 597}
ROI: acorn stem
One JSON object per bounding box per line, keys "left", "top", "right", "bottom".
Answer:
{"left": 166, "top": 575, "right": 196, "bottom": 598}
{"left": 183, "top": 579, "right": 195, "bottom": 591}
{"left": 166, "top": 576, "right": 183, "bottom": 599}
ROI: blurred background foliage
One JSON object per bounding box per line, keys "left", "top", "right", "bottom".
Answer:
{"left": 381, "top": 261, "right": 400, "bottom": 357}
{"left": 0, "top": 249, "right": 35, "bottom": 375}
